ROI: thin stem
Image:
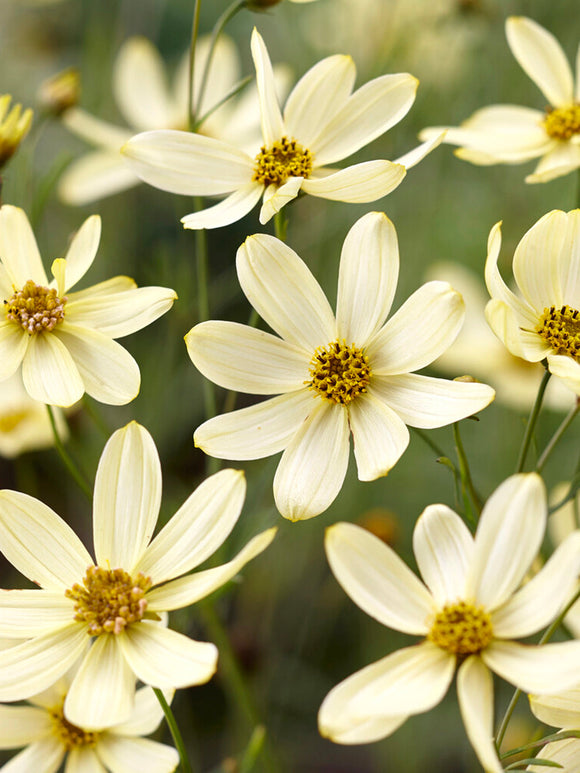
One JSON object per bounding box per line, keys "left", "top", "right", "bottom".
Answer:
{"left": 82, "top": 395, "right": 111, "bottom": 438}
{"left": 453, "top": 421, "right": 482, "bottom": 523}
{"left": 536, "top": 400, "right": 580, "bottom": 473}
{"left": 46, "top": 405, "right": 92, "bottom": 501}
{"left": 153, "top": 688, "right": 194, "bottom": 773}
{"left": 516, "top": 369, "right": 551, "bottom": 472}
{"left": 273, "top": 210, "right": 288, "bottom": 242}
{"left": 411, "top": 427, "right": 462, "bottom": 512}
{"left": 187, "top": 0, "right": 202, "bottom": 130}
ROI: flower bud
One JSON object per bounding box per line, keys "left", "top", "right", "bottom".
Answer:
{"left": 38, "top": 68, "right": 80, "bottom": 116}
{"left": 0, "top": 95, "right": 33, "bottom": 169}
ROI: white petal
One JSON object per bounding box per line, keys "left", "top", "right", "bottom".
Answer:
{"left": 483, "top": 639, "right": 580, "bottom": 693}
{"left": 119, "top": 622, "right": 218, "bottom": 688}
{"left": 250, "top": 29, "right": 284, "bottom": 146}
{"left": 530, "top": 686, "right": 580, "bottom": 729}
{"left": 274, "top": 401, "right": 349, "bottom": 521}
{"left": 66, "top": 747, "right": 106, "bottom": 773}
{"left": 0, "top": 705, "right": 52, "bottom": 747}
{"left": 135, "top": 468, "right": 245, "bottom": 584}
{"left": 302, "top": 160, "right": 406, "bottom": 203}
{"left": 506, "top": 16, "right": 574, "bottom": 107}
{"left": 258, "top": 176, "right": 303, "bottom": 225}
{"left": 0, "top": 490, "right": 93, "bottom": 590}
{"left": 185, "top": 320, "right": 308, "bottom": 394}
{"left": 236, "top": 233, "right": 336, "bottom": 351}
{"left": 112, "top": 685, "right": 171, "bottom": 737}
{"left": 413, "top": 505, "right": 474, "bottom": 607}
{"left": 325, "top": 522, "right": 433, "bottom": 634}
{"left": 467, "top": 473, "right": 547, "bottom": 610}
{"left": 62, "top": 216, "right": 101, "bottom": 292}
{"left": 97, "top": 736, "right": 179, "bottom": 773}
{"left": 348, "top": 393, "right": 410, "bottom": 480}
{"left": 527, "top": 738, "right": 580, "bottom": 772}
{"left": 485, "top": 299, "right": 547, "bottom": 362}
{"left": 0, "top": 738, "right": 64, "bottom": 773}
{"left": 65, "top": 636, "right": 135, "bottom": 730}
{"left": 393, "top": 133, "right": 446, "bottom": 169}
{"left": 547, "top": 353, "right": 580, "bottom": 395}
{"left": 194, "top": 390, "right": 313, "bottom": 461}
{"left": 62, "top": 108, "right": 132, "bottom": 149}
{"left": 336, "top": 212, "right": 399, "bottom": 344}
{"left": 22, "top": 333, "right": 84, "bottom": 407}
{"left": 0, "top": 590, "right": 74, "bottom": 637}
{"left": 93, "top": 422, "right": 161, "bottom": 573}
{"left": 181, "top": 182, "right": 264, "bottom": 230}
{"left": 0, "top": 323, "right": 28, "bottom": 381}
{"left": 526, "top": 142, "right": 580, "bottom": 183}
{"left": 457, "top": 658, "right": 502, "bottom": 773}
{"left": 0, "top": 206, "right": 47, "bottom": 287}
{"left": 70, "top": 276, "right": 137, "bottom": 302}
{"left": 58, "top": 151, "right": 140, "bottom": 207}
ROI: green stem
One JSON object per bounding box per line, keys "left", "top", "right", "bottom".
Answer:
{"left": 82, "top": 395, "right": 111, "bottom": 438}
{"left": 273, "top": 210, "right": 288, "bottom": 242}
{"left": 46, "top": 405, "right": 92, "bottom": 501}
{"left": 516, "top": 369, "right": 551, "bottom": 473}
{"left": 453, "top": 421, "right": 481, "bottom": 523}
{"left": 187, "top": 0, "right": 202, "bottom": 130}
{"left": 501, "top": 730, "right": 580, "bottom": 761}
{"left": 153, "top": 688, "right": 194, "bottom": 773}
{"left": 411, "top": 427, "right": 463, "bottom": 512}
{"left": 536, "top": 400, "right": 580, "bottom": 473}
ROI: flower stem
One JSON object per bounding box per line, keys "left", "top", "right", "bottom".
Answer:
{"left": 515, "top": 369, "right": 551, "bottom": 473}
{"left": 153, "top": 688, "right": 194, "bottom": 773}
{"left": 187, "top": 0, "right": 202, "bottom": 130}
{"left": 453, "top": 421, "right": 482, "bottom": 523}
{"left": 273, "top": 210, "right": 288, "bottom": 242}
{"left": 46, "top": 405, "right": 92, "bottom": 501}
{"left": 81, "top": 394, "right": 111, "bottom": 438}
{"left": 536, "top": 399, "right": 580, "bottom": 473}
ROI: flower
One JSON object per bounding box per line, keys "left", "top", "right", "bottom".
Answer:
{"left": 0, "top": 421, "right": 276, "bottom": 729}
{"left": 318, "top": 474, "right": 580, "bottom": 773}
{"left": 547, "top": 482, "right": 580, "bottom": 637}
{"left": 0, "top": 667, "right": 179, "bottom": 773}
{"left": 0, "top": 94, "right": 32, "bottom": 168}
{"left": 0, "top": 205, "right": 176, "bottom": 406}
{"left": 58, "top": 34, "right": 290, "bottom": 206}
{"left": 527, "top": 687, "right": 580, "bottom": 772}
{"left": 122, "top": 29, "right": 442, "bottom": 230}
{"left": 484, "top": 209, "right": 580, "bottom": 396}
{"left": 186, "top": 212, "right": 494, "bottom": 521}
{"left": 420, "top": 17, "right": 580, "bottom": 183}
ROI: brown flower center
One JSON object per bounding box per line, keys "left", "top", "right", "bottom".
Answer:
{"left": 50, "top": 703, "right": 99, "bottom": 750}
{"left": 5, "top": 280, "right": 66, "bottom": 334}
{"left": 543, "top": 104, "right": 580, "bottom": 140}
{"left": 253, "top": 136, "right": 313, "bottom": 186}
{"left": 307, "top": 340, "right": 372, "bottom": 405}
{"left": 537, "top": 305, "right": 580, "bottom": 363}
{"left": 428, "top": 601, "right": 493, "bottom": 656}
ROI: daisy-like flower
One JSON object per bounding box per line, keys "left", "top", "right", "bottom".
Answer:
{"left": 528, "top": 687, "right": 580, "bottom": 772}
{"left": 0, "top": 421, "right": 276, "bottom": 729}
{"left": 420, "top": 17, "right": 580, "bottom": 183}
{"left": 0, "top": 205, "right": 176, "bottom": 406}
{"left": 186, "top": 212, "right": 494, "bottom": 521}
{"left": 59, "top": 34, "right": 289, "bottom": 206}
{"left": 0, "top": 668, "right": 179, "bottom": 773}
{"left": 485, "top": 209, "right": 580, "bottom": 396}
{"left": 122, "top": 29, "right": 442, "bottom": 230}
{"left": 318, "top": 474, "right": 580, "bottom": 773}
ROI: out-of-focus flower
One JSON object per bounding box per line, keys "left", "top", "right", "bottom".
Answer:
{"left": 0, "top": 421, "right": 276, "bottom": 729}
{"left": 528, "top": 687, "right": 580, "bottom": 772}
{"left": 485, "top": 209, "right": 580, "bottom": 396}
{"left": 319, "top": 474, "right": 580, "bottom": 773}
{"left": 249, "top": 0, "right": 318, "bottom": 7}
{"left": 0, "top": 373, "right": 67, "bottom": 458}
{"left": 39, "top": 68, "right": 80, "bottom": 117}
{"left": 0, "top": 95, "right": 32, "bottom": 169}
{"left": 186, "top": 212, "right": 494, "bottom": 521}
{"left": 59, "top": 35, "right": 290, "bottom": 206}
{"left": 0, "top": 205, "right": 176, "bottom": 407}
{"left": 548, "top": 482, "right": 580, "bottom": 637}
{"left": 123, "top": 29, "right": 442, "bottom": 230}
{"left": 421, "top": 17, "right": 580, "bottom": 183}
{"left": 427, "top": 262, "right": 575, "bottom": 412}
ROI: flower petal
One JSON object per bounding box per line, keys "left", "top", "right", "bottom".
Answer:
{"left": 0, "top": 705, "right": 52, "bottom": 748}
{"left": 181, "top": 182, "right": 264, "bottom": 230}
{"left": 0, "top": 490, "right": 93, "bottom": 590}
{"left": 135, "top": 468, "right": 245, "bottom": 584}
{"left": 112, "top": 686, "right": 171, "bottom": 737}
{"left": 236, "top": 233, "right": 336, "bottom": 351}
{"left": 526, "top": 738, "right": 580, "bottom": 772}
{"left": 58, "top": 151, "right": 140, "bottom": 207}
{"left": 0, "top": 206, "right": 47, "bottom": 287}
{"left": 93, "top": 422, "right": 161, "bottom": 573}
{"left": 22, "top": 332, "right": 84, "bottom": 407}
{"left": 118, "top": 622, "right": 218, "bottom": 689}
{"left": 526, "top": 141, "right": 580, "bottom": 183}
{"left": 185, "top": 320, "right": 308, "bottom": 394}
{"left": 250, "top": 29, "right": 284, "bottom": 147}
{"left": 0, "top": 590, "right": 74, "bottom": 637}
{"left": 483, "top": 639, "right": 580, "bottom": 694}
{"left": 97, "top": 736, "right": 179, "bottom": 773}
{"left": 485, "top": 299, "right": 547, "bottom": 361}
{"left": 457, "top": 657, "right": 502, "bottom": 773}
{"left": 0, "top": 738, "right": 64, "bottom": 773}
{"left": 66, "top": 747, "right": 107, "bottom": 773}
{"left": 274, "top": 401, "right": 349, "bottom": 521}
{"left": 0, "top": 322, "right": 28, "bottom": 381}
{"left": 70, "top": 276, "right": 137, "bottom": 302}
{"left": 530, "top": 686, "right": 580, "bottom": 729}
{"left": 325, "top": 522, "right": 433, "bottom": 634}
{"left": 258, "top": 176, "right": 303, "bottom": 225}
{"left": 348, "top": 393, "right": 410, "bottom": 481}
{"left": 62, "top": 107, "right": 132, "bottom": 149}
{"left": 336, "top": 212, "right": 399, "bottom": 344}
{"left": 393, "top": 132, "right": 446, "bottom": 169}
{"left": 62, "top": 216, "right": 101, "bottom": 292}
{"left": 547, "top": 353, "right": 580, "bottom": 395}
{"left": 301, "top": 160, "right": 406, "bottom": 203}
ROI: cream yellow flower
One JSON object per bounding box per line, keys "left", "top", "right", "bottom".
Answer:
{"left": 0, "top": 95, "right": 32, "bottom": 168}
{"left": 186, "top": 212, "right": 494, "bottom": 521}
{"left": 485, "top": 209, "right": 580, "bottom": 396}
{"left": 421, "top": 17, "right": 580, "bottom": 183}
{"left": 0, "top": 421, "right": 276, "bottom": 729}
{"left": 123, "top": 29, "right": 442, "bottom": 229}
{"left": 0, "top": 205, "right": 176, "bottom": 407}
{"left": 319, "top": 474, "right": 580, "bottom": 773}
{"left": 528, "top": 687, "right": 580, "bottom": 772}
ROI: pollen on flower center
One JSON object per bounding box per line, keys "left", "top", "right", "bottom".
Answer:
{"left": 50, "top": 703, "right": 99, "bottom": 751}
{"left": 307, "top": 340, "right": 372, "bottom": 406}
{"left": 4, "top": 280, "right": 67, "bottom": 334}
{"left": 253, "top": 136, "right": 313, "bottom": 186}
{"left": 65, "top": 565, "right": 153, "bottom": 636}
{"left": 537, "top": 305, "right": 580, "bottom": 363}
{"left": 543, "top": 104, "right": 580, "bottom": 140}
{"left": 428, "top": 600, "right": 493, "bottom": 656}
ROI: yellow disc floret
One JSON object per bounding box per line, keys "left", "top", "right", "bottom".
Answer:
{"left": 66, "top": 565, "right": 152, "bottom": 636}
{"left": 307, "top": 340, "right": 372, "bottom": 406}
{"left": 543, "top": 105, "right": 580, "bottom": 140}
{"left": 537, "top": 305, "right": 580, "bottom": 363}
{"left": 5, "top": 280, "right": 67, "bottom": 334}
{"left": 253, "top": 136, "right": 313, "bottom": 186}
{"left": 428, "top": 600, "right": 493, "bottom": 656}
{"left": 50, "top": 703, "right": 99, "bottom": 751}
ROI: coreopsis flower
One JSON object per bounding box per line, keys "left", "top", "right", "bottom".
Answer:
{"left": 420, "top": 17, "right": 580, "bottom": 183}
{"left": 528, "top": 687, "right": 580, "bottom": 772}
{"left": 186, "top": 212, "right": 494, "bottom": 521}
{"left": 318, "top": 474, "right": 580, "bottom": 773}
{"left": 59, "top": 35, "right": 289, "bottom": 206}
{"left": 0, "top": 94, "right": 32, "bottom": 168}
{"left": 0, "top": 669, "right": 179, "bottom": 773}
{"left": 485, "top": 209, "right": 580, "bottom": 396}
{"left": 0, "top": 421, "right": 276, "bottom": 729}
{"left": 548, "top": 482, "right": 580, "bottom": 637}
{"left": 123, "top": 29, "right": 442, "bottom": 229}
{"left": 0, "top": 205, "right": 176, "bottom": 406}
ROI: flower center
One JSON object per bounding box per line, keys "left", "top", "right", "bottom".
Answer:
{"left": 307, "top": 340, "right": 372, "bottom": 405}
{"left": 4, "top": 280, "right": 66, "bottom": 335}
{"left": 543, "top": 104, "right": 580, "bottom": 140}
{"left": 50, "top": 703, "right": 99, "bottom": 751}
{"left": 537, "top": 305, "right": 580, "bottom": 363}
{"left": 428, "top": 601, "right": 493, "bottom": 656}
{"left": 65, "top": 565, "right": 152, "bottom": 636}
{"left": 253, "top": 136, "right": 313, "bottom": 186}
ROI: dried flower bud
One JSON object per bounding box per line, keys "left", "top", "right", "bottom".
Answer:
{"left": 38, "top": 68, "right": 80, "bottom": 116}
